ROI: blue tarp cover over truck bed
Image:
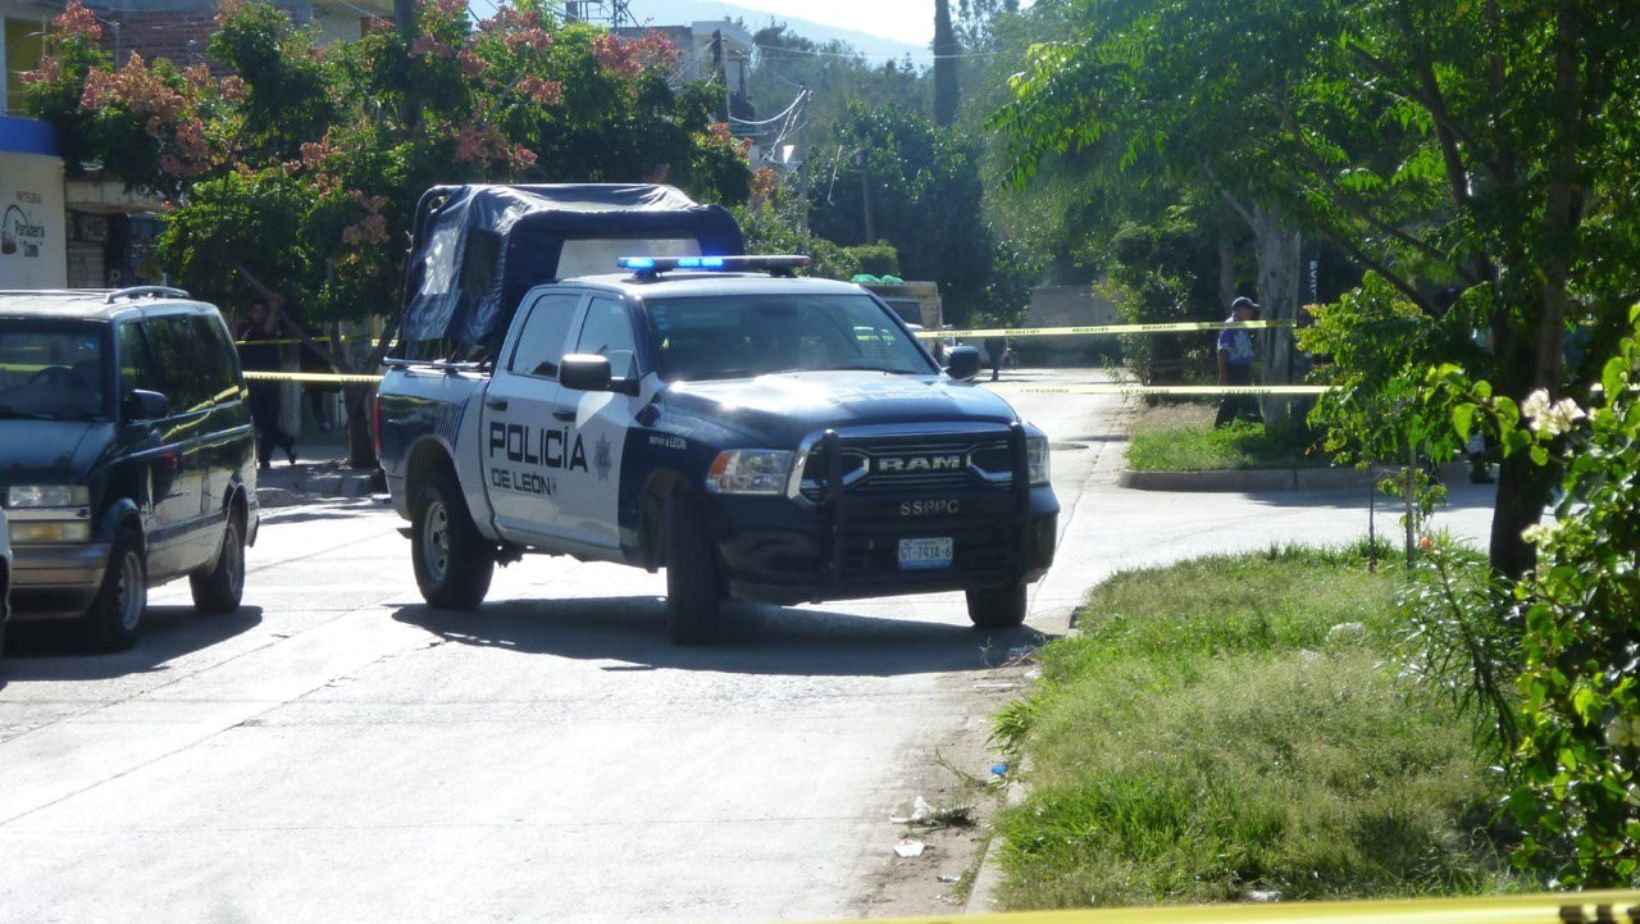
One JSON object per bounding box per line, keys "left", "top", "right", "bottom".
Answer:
{"left": 400, "top": 183, "right": 744, "bottom": 348}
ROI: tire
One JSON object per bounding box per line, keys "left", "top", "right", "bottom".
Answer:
{"left": 190, "top": 514, "right": 246, "bottom": 615}
{"left": 82, "top": 528, "right": 147, "bottom": 651}
{"left": 664, "top": 490, "right": 723, "bottom": 646}
{"left": 411, "top": 468, "right": 493, "bottom": 610}
{"left": 966, "top": 582, "right": 1028, "bottom": 630}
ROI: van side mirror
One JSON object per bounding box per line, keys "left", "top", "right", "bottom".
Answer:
{"left": 943, "top": 346, "right": 982, "bottom": 382}
{"left": 124, "top": 389, "right": 169, "bottom": 420}
{"left": 557, "top": 354, "right": 633, "bottom": 393}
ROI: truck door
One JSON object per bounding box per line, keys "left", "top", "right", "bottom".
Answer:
{"left": 480, "top": 291, "right": 584, "bottom": 545}
{"left": 549, "top": 295, "right": 641, "bottom": 550}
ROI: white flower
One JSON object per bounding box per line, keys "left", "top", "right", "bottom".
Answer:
{"left": 1546, "top": 397, "right": 1587, "bottom": 435}
{"left": 1522, "top": 389, "right": 1552, "bottom": 427}
{"left": 1521, "top": 389, "right": 1586, "bottom": 436}
{"left": 1521, "top": 523, "right": 1557, "bottom": 545}
{"left": 1605, "top": 714, "right": 1640, "bottom": 749}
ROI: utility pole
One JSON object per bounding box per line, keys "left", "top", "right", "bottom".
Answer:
{"left": 932, "top": 0, "right": 958, "bottom": 125}
{"left": 395, "top": 0, "right": 417, "bottom": 127}
{"left": 710, "top": 29, "right": 728, "bottom": 122}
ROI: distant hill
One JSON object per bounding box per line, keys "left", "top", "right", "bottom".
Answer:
{"left": 624, "top": 0, "right": 927, "bottom": 61}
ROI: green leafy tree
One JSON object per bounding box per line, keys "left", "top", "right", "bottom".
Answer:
{"left": 993, "top": 0, "right": 1640, "bottom": 576}
{"left": 807, "top": 102, "right": 1029, "bottom": 325}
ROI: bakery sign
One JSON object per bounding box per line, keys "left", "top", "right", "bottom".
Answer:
{"left": 0, "top": 148, "right": 67, "bottom": 288}
{"left": 2, "top": 192, "right": 48, "bottom": 258}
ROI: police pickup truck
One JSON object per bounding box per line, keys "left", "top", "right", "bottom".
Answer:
{"left": 376, "top": 255, "right": 1059, "bottom": 644}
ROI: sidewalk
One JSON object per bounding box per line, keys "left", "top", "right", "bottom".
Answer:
{"left": 254, "top": 432, "right": 382, "bottom": 507}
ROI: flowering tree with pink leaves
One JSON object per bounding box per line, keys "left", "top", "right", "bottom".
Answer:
{"left": 25, "top": 0, "right": 747, "bottom": 463}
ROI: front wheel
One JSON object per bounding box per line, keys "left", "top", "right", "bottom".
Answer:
{"left": 665, "top": 490, "right": 724, "bottom": 645}
{"left": 412, "top": 469, "right": 494, "bottom": 610}
{"left": 966, "top": 582, "right": 1027, "bottom": 630}
{"left": 190, "top": 515, "right": 246, "bottom": 615}
{"left": 82, "top": 528, "right": 147, "bottom": 650}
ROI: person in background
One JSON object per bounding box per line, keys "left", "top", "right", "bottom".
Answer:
{"left": 236, "top": 299, "right": 298, "bottom": 470}
{"left": 984, "top": 335, "right": 1008, "bottom": 382}
{"left": 1215, "top": 296, "right": 1263, "bottom": 428}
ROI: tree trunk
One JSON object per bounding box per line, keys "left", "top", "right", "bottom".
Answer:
{"left": 1217, "top": 226, "right": 1237, "bottom": 310}
{"left": 1247, "top": 203, "right": 1301, "bottom": 421}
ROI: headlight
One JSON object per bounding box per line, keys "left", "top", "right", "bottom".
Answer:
{"left": 11, "top": 521, "right": 92, "bottom": 544}
{"left": 1027, "top": 436, "right": 1051, "bottom": 486}
{"left": 706, "top": 449, "right": 795, "bottom": 495}
{"left": 6, "top": 485, "right": 90, "bottom": 508}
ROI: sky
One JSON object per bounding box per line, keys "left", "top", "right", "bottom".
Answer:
{"left": 653, "top": 0, "right": 937, "bottom": 46}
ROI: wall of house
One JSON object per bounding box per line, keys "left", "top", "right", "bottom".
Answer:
{"left": 0, "top": 117, "right": 66, "bottom": 288}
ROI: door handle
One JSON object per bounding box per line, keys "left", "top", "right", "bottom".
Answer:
{"left": 485, "top": 397, "right": 508, "bottom": 411}
{"left": 552, "top": 409, "right": 577, "bottom": 423}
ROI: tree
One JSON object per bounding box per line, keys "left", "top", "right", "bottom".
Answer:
{"left": 993, "top": 0, "right": 1640, "bottom": 576}
{"left": 807, "top": 103, "right": 1031, "bottom": 326}
{"left": 25, "top": 0, "right": 749, "bottom": 464}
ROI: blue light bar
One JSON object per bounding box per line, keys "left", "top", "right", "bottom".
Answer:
{"left": 616, "top": 255, "right": 811, "bottom": 277}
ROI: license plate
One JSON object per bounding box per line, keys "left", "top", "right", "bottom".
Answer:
{"left": 898, "top": 537, "right": 954, "bottom": 570}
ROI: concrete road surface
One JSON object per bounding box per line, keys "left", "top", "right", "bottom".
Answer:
{"left": 0, "top": 370, "right": 1496, "bottom": 923}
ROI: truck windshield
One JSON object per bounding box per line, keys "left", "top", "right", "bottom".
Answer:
{"left": 645, "top": 294, "right": 934, "bottom": 382}
{"left": 0, "top": 322, "right": 111, "bottom": 420}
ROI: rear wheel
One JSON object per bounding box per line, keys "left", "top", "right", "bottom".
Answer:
{"left": 966, "top": 582, "right": 1027, "bottom": 630}
{"left": 412, "top": 469, "right": 493, "bottom": 610}
{"left": 190, "top": 515, "right": 246, "bottom": 615}
{"left": 665, "top": 490, "right": 723, "bottom": 645}
{"left": 82, "top": 528, "right": 147, "bottom": 651}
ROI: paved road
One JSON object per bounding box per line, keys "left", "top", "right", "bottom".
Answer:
{"left": 0, "top": 371, "right": 1496, "bottom": 923}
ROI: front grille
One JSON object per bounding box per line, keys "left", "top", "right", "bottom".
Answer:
{"left": 799, "top": 434, "right": 1016, "bottom": 502}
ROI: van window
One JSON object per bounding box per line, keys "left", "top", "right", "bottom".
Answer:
{"left": 508, "top": 293, "right": 582, "bottom": 379}
{"left": 145, "top": 314, "right": 217, "bottom": 413}
{"left": 188, "top": 314, "right": 242, "bottom": 403}
{"left": 116, "top": 320, "right": 163, "bottom": 399}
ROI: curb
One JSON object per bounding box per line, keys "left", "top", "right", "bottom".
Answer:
{"left": 256, "top": 464, "right": 383, "bottom": 508}
{"left": 1117, "top": 467, "right": 1372, "bottom": 492}
{"left": 964, "top": 778, "right": 1026, "bottom": 915}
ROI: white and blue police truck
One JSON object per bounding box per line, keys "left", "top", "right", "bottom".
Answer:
{"left": 377, "top": 254, "right": 1059, "bottom": 644}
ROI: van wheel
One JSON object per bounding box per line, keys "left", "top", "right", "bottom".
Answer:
{"left": 190, "top": 515, "right": 245, "bottom": 615}
{"left": 966, "top": 582, "right": 1027, "bottom": 630}
{"left": 412, "top": 469, "right": 493, "bottom": 610}
{"left": 83, "top": 528, "right": 147, "bottom": 651}
{"left": 665, "top": 490, "right": 723, "bottom": 645}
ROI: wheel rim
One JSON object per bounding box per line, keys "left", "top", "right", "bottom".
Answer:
{"left": 115, "top": 550, "right": 144, "bottom": 632}
{"left": 223, "top": 524, "right": 244, "bottom": 599}
{"left": 423, "top": 499, "right": 450, "bottom": 584}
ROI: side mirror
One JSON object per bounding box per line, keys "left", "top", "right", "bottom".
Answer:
{"left": 124, "top": 389, "right": 169, "bottom": 421}
{"left": 944, "top": 345, "right": 982, "bottom": 382}
{"left": 559, "top": 354, "right": 615, "bottom": 392}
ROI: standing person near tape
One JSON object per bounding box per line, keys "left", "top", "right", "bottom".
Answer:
{"left": 1215, "top": 297, "right": 1264, "bottom": 428}
{"left": 984, "top": 335, "right": 1008, "bottom": 382}
{"left": 236, "top": 299, "right": 298, "bottom": 470}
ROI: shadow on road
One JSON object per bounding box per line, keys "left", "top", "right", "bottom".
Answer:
{"left": 390, "top": 596, "right": 1048, "bottom": 677}
{"left": 2, "top": 605, "right": 265, "bottom": 683}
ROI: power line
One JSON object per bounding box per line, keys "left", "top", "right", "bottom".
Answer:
{"left": 753, "top": 41, "right": 1007, "bottom": 62}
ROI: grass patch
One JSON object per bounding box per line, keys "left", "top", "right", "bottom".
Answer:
{"left": 1126, "top": 403, "right": 1325, "bottom": 472}
{"left": 994, "top": 545, "right": 1512, "bottom": 910}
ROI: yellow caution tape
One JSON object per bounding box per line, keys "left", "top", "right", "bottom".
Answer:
{"left": 232, "top": 336, "right": 382, "bottom": 347}
{"left": 810, "top": 890, "right": 1640, "bottom": 924}
{"left": 238, "top": 372, "right": 1329, "bottom": 395}
{"left": 989, "top": 383, "right": 1332, "bottom": 396}
{"left": 242, "top": 370, "right": 385, "bottom": 385}
{"left": 917, "top": 321, "right": 1294, "bottom": 340}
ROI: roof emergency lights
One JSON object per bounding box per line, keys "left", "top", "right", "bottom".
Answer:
{"left": 616, "top": 255, "right": 812, "bottom": 277}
